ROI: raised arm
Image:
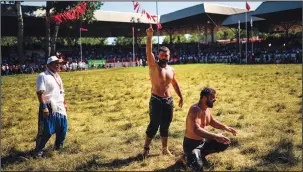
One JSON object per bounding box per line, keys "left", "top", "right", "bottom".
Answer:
{"left": 146, "top": 24, "right": 157, "bottom": 68}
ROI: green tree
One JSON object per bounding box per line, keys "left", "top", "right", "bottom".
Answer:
{"left": 187, "top": 34, "right": 205, "bottom": 43}
{"left": 162, "top": 35, "right": 187, "bottom": 44}
{"left": 1, "top": 37, "right": 17, "bottom": 46}
{"left": 114, "top": 37, "right": 133, "bottom": 46}
{"left": 81, "top": 38, "right": 108, "bottom": 46}
{"left": 216, "top": 29, "right": 236, "bottom": 40}
{"left": 162, "top": 36, "right": 170, "bottom": 44}
{"left": 114, "top": 36, "right": 156, "bottom": 46}
{"left": 137, "top": 36, "right": 156, "bottom": 46}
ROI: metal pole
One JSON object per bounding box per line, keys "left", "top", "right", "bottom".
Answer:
{"left": 156, "top": 1, "right": 159, "bottom": 52}
{"left": 80, "top": 28, "right": 82, "bottom": 63}
{"left": 251, "top": 17, "right": 253, "bottom": 56}
{"left": 197, "top": 25, "right": 200, "bottom": 56}
{"left": 245, "top": 12, "right": 247, "bottom": 64}
{"left": 238, "top": 20, "right": 241, "bottom": 64}
{"left": 133, "top": 26, "right": 135, "bottom": 67}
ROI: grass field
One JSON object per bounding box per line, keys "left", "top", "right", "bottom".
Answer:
{"left": 1, "top": 64, "right": 302, "bottom": 171}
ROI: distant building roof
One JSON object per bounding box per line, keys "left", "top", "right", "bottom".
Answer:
{"left": 1, "top": 2, "right": 302, "bottom": 37}
{"left": 160, "top": 3, "right": 247, "bottom": 24}
{"left": 253, "top": 1, "right": 302, "bottom": 17}
{"left": 1, "top": 4, "right": 158, "bottom": 24}
{"left": 221, "top": 1, "right": 302, "bottom": 32}
{"left": 93, "top": 10, "right": 158, "bottom": 24}
{"left": 222, "top": 12, "right": 265, "bottom": 26}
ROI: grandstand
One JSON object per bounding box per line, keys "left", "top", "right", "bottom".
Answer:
{"left": 1, "top": 1, "right": 302, "bottom": 75}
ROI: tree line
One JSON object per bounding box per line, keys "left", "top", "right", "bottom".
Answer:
{"left": 1, "top": 1, "right": 103, "bottom": 63}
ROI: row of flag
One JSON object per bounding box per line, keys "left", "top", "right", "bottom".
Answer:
{"left": 50, "top": 2, "right": 88, "bottom": 23}
{"left": 132, "top": 1, "right": 162, "bottom": 30}
{"left": 61, "top": 2, "right": 253, "bottom": 35}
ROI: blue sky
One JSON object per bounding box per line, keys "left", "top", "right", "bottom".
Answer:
{"left": 22, "top": 1, "right": 263, "bottom": 44}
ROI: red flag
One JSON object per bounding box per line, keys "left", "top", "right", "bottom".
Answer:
{"left": 63, "top": 11, "right": 73, "bottom": 20}
{"left": 69, "top": 10, "right": 76, "bottom": 20}
{"left": 134, "top": 2, "right": 139, "bottom": 10}
{"left": 146, "top": 12, "right": 151, "bottom": 20}
{"left": 246, "top": 2, "right": 250, "bottom": 11}
{"left": 151, "top": 15, "right": 157, "bottom": 22}
{"left": 51, "top": 14, "right": 63, "bottom": 23}
{"left": 141, "top": 9, "right": 145, "bottom": 16}
{"left": 157, "top": 23, "right": 162, "bottom": 30}
{"left": 80, "top": 28, "right": 88, "bottom": 32}
{"left": 76, "top": 6, "right": 85, "bottom": 14}
{"left": 60, "top": 13, "right": 67, "bottom": 21}
{"left": 76, "top": 9, "right": 80, "bottom": 19}
{"left": 80, "top": 2, "right": 87, "bottom": 11}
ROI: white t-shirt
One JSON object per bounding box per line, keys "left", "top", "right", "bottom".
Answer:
{"left": 36, "top": 70, "right": 66, "bottom": 116}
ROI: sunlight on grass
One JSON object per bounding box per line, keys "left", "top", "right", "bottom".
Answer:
{"left": 1, "top": 64, "right": 302, "bottom": 171}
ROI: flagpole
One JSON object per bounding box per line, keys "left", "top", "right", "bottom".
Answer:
{"left": 156, "top": 0, "right": 160, "bottom": 52}
{"left": 197, "top": 25, "right": 200, "bottom": 56}
{"left": 80, "top": 28, "right": 82, "bottom": 63}
{"left": 238, "top": 20, "right": 241, "bottom": 64}
{"left": 245, "top": 12, "right": 248, "bottom": 64}
{"left": 251, "top": 17, "right": 253, "bottom": 56}
{"left": 132, "top": 27, "right": 135, "bottom": 67}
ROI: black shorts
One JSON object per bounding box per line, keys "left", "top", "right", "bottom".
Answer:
{"left": 145, "top": 94, "right": 174, "bottom": 138}
{"left": 183, "top": 137, "right": 229, "bottom": 157}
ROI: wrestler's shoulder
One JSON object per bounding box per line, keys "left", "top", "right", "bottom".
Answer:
{"left": 189, "top": 104, "right": 201, "bottom": 114}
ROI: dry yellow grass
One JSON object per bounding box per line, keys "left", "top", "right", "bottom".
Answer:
{"left": 1, "top": 64, "right": 302, "bottom": 171}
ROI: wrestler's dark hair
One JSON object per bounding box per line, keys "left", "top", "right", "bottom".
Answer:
{"left": 159, "top": 46, "right": 170, "bottom": 53}
{"left": 200, "top": 87, "right": 216, "bottom": 99}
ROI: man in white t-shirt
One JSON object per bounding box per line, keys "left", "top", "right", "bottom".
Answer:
{"left": 35, "top": 56, "right": 68, "bottom": 157}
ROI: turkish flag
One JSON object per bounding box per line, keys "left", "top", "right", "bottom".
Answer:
{"left": 134, "top": 2, "right": 139, "bottom": 10}
{"left": 80, "top": 2, "right": 87, "bottom": 11}
{"left": 246, "top": 2, "right": 250, "bottom": 11}
{"left": 151, "top": 15, "right": 157, "bottom": 22}
{"left": 80, "top": 28, "right": 88, "bottom": 32}
{"left": 146, "top": 12, "right": 151, "bottom": 20}
{"left": 157, "top": 23, "right": 162, "bottom": 30}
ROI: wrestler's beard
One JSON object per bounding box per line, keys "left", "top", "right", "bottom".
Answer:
{"left": 158, "top": 59, "right": 168, "bottom": 67}
{"left": 206, "top": 98, "right": 214, "bottom": 108}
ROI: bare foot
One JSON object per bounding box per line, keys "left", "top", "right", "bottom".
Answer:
{"left": 142, "top": 147, "right": 150, "bottom": 158}
{"left": 177, "top": 154, "right": 187, "bottom": 166}
{"left": 162, "top": 148, "right": 174, "bottom": 156}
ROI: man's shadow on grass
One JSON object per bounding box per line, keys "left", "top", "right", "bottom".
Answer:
{"left": 75, "top": 153, "right": 158, "bottom": 170}
{"left": 155, "top": 161, "right": 188, "bottom": 172}
{"left": 1, "top": 148, "right": 34, "bottom": 168}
